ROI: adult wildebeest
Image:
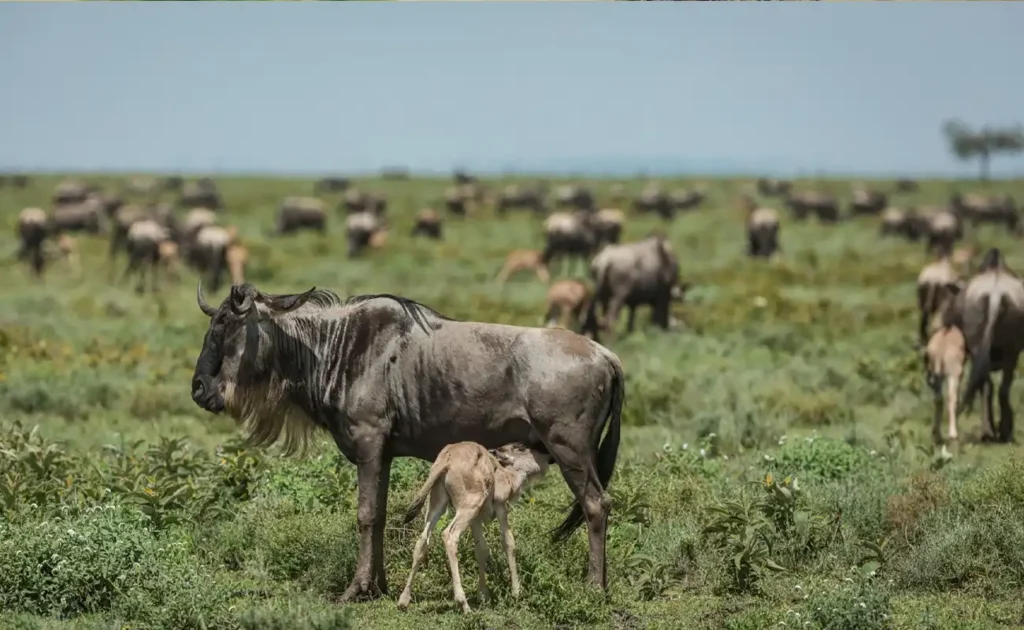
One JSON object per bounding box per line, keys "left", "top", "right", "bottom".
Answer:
{"left": 411, "top": 208, "right": 442, "bottom": 240}
{"left": 632, "top": 184, "right": 673, "bottom": 220}
{"left": 879, "top": 206, "right": 926, "bottom": 242}
{"left": 670, "top": 188, "right": 705, "bottom": 214}
{"left": 542, "top": 211, "right": 599, "bottom": 276}
{"left": 951, "top": 192, "right": 1018, "bottom": 231}
{"left": 180, "top": 180, "right": 223, "bottom": 210}
{"left": 495, "top": 184, "right": 547, "bottom": 216}
{"left": 52, "top": 179, "right": 91, "bottom": 206}
{"left": 190, "top": 283, "right": 624, "bottom": 600}
{"left": 274, "top": 197, "right": 327, "bottom": 236}
{"left": 315, "top": 176, "right": 350, "bottom": 194}
{"left": 784, "top": 189, "right": 839, "bottom": 223}
{"left": 591, "top": 209, "right": 624, "bottom": 247}
{"left": 341, "top": 189, "right": 388, "bottom": 217}
{"left": 740, "top": 195, "right": 781, "bottom": 259}
{"left": 948, "top": 248, "right": 1024, "bottom": 443}
{"left": 916, "top": 254, "right": 961, "bottom": 346}
{"left": 16, "top": 208, "right": 48, "bottom": 276}
{"left": 49, "top": 198, "right": 105, "bottom": 235}
{"left": 346, "top": 211, "right": 382, "bottom": 258}
{"left": 444, "top": 185, "right": 477, "bottom": 218}
{"left": 757, "top": 178, "right": 792, "bottom": 197}
{"left": 588, "top": 234, "right": 690, "bottom": 335}
{"left": 554, "top": 185, "right": 596, "bottom": 212}
{"left": 849, "top": 186, "right": 888, "bottom": 216}
{"left": 922, "top": 207, "right": 962, "bottom": 256}
{"left": 122, "top": 219, "right": 172, "bottom": 294}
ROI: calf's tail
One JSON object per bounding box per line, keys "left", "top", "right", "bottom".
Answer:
{"left": 401, "top": 461, "right": 448, "bottom": 526}
{"left": 552, "top": 356, "right": 623, "bottom": 542}
{"left": 959, "top": 291, "right": 1002, "bottom": 414}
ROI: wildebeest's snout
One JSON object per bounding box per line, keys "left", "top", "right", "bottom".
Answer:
{"left": 191, "top": 375, "right": 225, "bottom": 413}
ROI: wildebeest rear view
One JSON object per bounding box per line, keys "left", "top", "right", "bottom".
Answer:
{"left": 190, "top": 282, "right": 623, "bottom": 599}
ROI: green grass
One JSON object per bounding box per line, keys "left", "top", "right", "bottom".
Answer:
{"left": 2, "top": 173, "right": 1024, "bottom": 629}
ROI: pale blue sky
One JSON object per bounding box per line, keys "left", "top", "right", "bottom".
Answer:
{"left": 1, "top": 4, "right": 1023, "bottom": 178}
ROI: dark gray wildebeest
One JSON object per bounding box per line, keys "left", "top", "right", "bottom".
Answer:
{"left": 180, "top": 180, "right": 223, "bottom": 210}
{"left": 669, "top": 188, "right": 706, "bottom": 214}
{"left": 189, "top": 225, "right": 237, "bottom": 292}
{"left": 588, "top": 234, "right": 692, "bottom": 336}
{"left": 315, "top": 176, "right": 351, "bottom": 194}
{"left": 553, "top": 185, "right": 596, "bottom": 212}
{"left": 443, "top": 185, "right": 476, "bottom": 217}
{"left": 341, "top": 189, "right": 388, "bottom": 217}
{"left": 922, "top": 207, "right": 962, "bottom": 257}
{"left": 411, "top": 208, "right": 442, "bottom": 240}
{"left": 273, "top": 197, "right": 327, "bottom": 236}
{"left": 49, "top": 197, "right": 105, "bottom": 235}
{"left": 784, "top": 189, "right": 840, "bottom": 223}
{"left": 879, "top": 206, "right": 926, "bottom": 242}
{"left": 950, "top": 192, "right": 1018, "bottom": 232}
{"left": 757, "top": 178, "right": 792, "bottom": 197}
{"left": 495, "top": 183, "right": 547, "bottom": 216}
{"left": 945, "top": 248, "right": 1024, "bottom": 443}
{"left": 542, "top": 211, "right": 599, "bottom": 276}
{"left": 346, "top": 211, "right": 382, "bottom": 258}
{"left": 632, "top": 184, "right": 673, "bottom": 220}
{"left": 121, "top": 219, "right": 172, "bottom": 294}
{"left": 16, "top": 207, "right": 49, "bottom": 276}
{"left": 849, "top": 186, "right": 888, "bottom": 217}
{"left": 52, "top": 179, "right": 91, "bottom": 206}
{"left": 893, "top": 178, "right": 919, "bottom": 194}
{"left": 190, "top": 282, "right": 624, "bottom": 600}
{"left": 915, "top": 253, "right": 962, "bottom": 346}
{"left": 453, "top": 170, "right": 477, "bottom": 185}
{"left": 591, "top": 209, "right": 624, "bottom": 248}
{"left": 739, "top": 194, "right": 780, "bottom": 259}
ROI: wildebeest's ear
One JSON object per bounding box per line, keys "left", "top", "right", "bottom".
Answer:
{"left": 265, "top": 287, "right": 317, "bottom": 312}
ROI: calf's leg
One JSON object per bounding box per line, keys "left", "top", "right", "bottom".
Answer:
{"left": 442, "top": 504, "right": 482, "bottom": 613}
{"left": 495, "top": 505, "right": 520, "bottom": 598}
{"left": 470, "top": 521, "right": 492, "bottom": 603}
{"left": 946, "top": 373, "right": 961, "bottom": 442}
{"left": 398, "top": 488, "right": 449, "bottom": 609}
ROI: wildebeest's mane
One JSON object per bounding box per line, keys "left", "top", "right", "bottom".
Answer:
{"left": 344, "top": 293, "right": 457, "bottom": 334}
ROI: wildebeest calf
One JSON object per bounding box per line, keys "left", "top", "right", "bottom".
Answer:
{"left": 544, "top": 278, "right": 600, "bottom": 341}
{"left": 397, "top": 441, "right": 551, "bottom": 613}
{"left": 496, "top": 249, "right": 550, "bottom": 285}
{"left": 924, "top": 326, "right": 967, "bottom": 444}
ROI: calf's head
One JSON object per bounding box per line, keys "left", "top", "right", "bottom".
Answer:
{"left": 191, "top": 281, "right": 315, "bottom": 416}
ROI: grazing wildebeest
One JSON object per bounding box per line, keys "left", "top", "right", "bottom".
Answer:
{"left": 411, "top": 208, "right": 443, "bottom": 240}
{"left": 951, "top": 192, "right": 1018, "bottom": 231}
{"left": 190, "top": 225, "right": 235, "bottom": 292}
{"left": 784, "top": 189, "right": 839, "bottom": 223}
{"left": 274, "top": 197, "right": 327, "bottom": 236}
{"left": 591, "top": 208, "right": 624, "bottom": 247}
{"left": 542, "top": 211, "right": 599, "bottom": 276}
{"left": 756, "top": 178, "right": 792, "bottom": 197}
{"left": 916, "top": 254, "right": 962, "bottom": 346}
{"left": 670, "top": 188, "right": 706, "bottom": 213}
{"left": 632, "top": 184, "right": 673, "bottom": 220}
{"left": 190, "top": 283, "right": 624, "bottom": 600}
{"left": 346, "top": 211, "right": 381, "bottom": 258}
{"left": 544, "top": 278, "right": 600, "bottom": 341}
{"left": 923, "top": 208, "right": 962, "bottom": 256}
{"left": 16, "top": 208, "right": 49, "bottom": 276}
{"left": 948, "top": 248, "right": 1024, "bottom": 443}
{"left": 740, "top": 194, "right": 781, "bottom": 259}
{"left": 554, "top": 185, "right": 596, "bottom": 212}
{"left": 495, "top": 249, "right": 550, "bottom": 285}
{"left": 122, "top": 219, "right": 171, "bottom": 294}
{"left": 444, "top": 185, "right": 474, "bottom": 217}
{"left": 879, "top": 206, "right": 926, "bottom": 242}
{"left": 180, "top": 180, "right": 223, "bottom": 210}
{"left": 924, "top": 326, "right": 967, "bottom": 444}
{"left": 589, "top": 234, "right": 690, "bottom": 335}
{"left": 341, "top": 189, "right": 388, "bottom": 217}
{"left": 397, "top": 441, "right": 552, "bottom": 612}
{"left": 315, "top": 176, "right": 350, "bottom": 194}
{"left": 849, "top": 186, "right": 888, "bottom": 216}
{"left": 49, "top": 198, "right": 104, "bottom": 235}
{"left": 495, "top": 184, "right": 547, "bottom": 216}
{"left": 123, "top": 176, "right": 158, "bottom": 199}
{"left": 52, "top": 180, "right": 90, "bottom": 206}
{"left": 893, "top": 178, "right": 919, "bottom": 194}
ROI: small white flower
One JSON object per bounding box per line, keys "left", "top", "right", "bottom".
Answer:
{"left": 682, "top": 443, "right": 689, "bottom": 450}
{"left": 699, "top": 448, "right": 707, "bottom": 458}
{"left": 722, "top": 455, "right": 729, "bottom": 461}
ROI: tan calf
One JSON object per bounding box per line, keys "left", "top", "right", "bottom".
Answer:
{"left": 925, "top": 326, "right": 967, "bottom": 443}
{"left": 543, "top": 278, "right": 600, "bottom": 340}
{"left": 56, "top": 234, "right": 80, "bottom": 277}
{"left": 225, "top": 243, "right": 248, "bottom": 285}
{"left": 158, "top": 240, "right": 182, "bottom": 281}
{"left": 398, "top": 442, "right": 551, "bottom": 613}
{"left": 495, "top": 249, "right": 550, "bottom": 285}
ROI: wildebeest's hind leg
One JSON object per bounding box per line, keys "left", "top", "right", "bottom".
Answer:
{"left": 398, "top": 485, "right": 449, "bottom": 609}
{"left": 997, "top": 365, "right": 1016, "bottom": 443}
{"left": 340, "top": 454, "right": 392, "bottom": 602}
{"left": 981, "top": 376, "right": 997, "bottom": 441}
{"left": 543, "top": 421, "right": 611, "bottom": 589}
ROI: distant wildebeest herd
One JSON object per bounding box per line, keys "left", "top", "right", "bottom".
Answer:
{"left": 5, "top": 169, "right": 1023, "bottom": 610}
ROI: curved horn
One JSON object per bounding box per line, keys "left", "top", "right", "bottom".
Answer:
{"left": 230, "top": 284, "right": 255, "bottom": 316}
{"left": 196, "top": 281, "right": 217, "bottom": 317}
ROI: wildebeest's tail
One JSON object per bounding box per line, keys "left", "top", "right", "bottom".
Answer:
{"left": 552, "top": 356, "right": 624, "bottom": 542}
{"left": 960, "top": 290, "right": 1002, "bottom": 413}
{"left": 401, "top": 460, "right": 449, "bottom": 526}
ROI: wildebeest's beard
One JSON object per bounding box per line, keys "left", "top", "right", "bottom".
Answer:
{"left": 191, "top": 326, "right": 226, "bottom": 413}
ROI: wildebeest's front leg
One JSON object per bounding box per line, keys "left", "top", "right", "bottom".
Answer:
{"left": 997, "top": 366, "right": 1016, "bottom": 443}
{"left": 340, "top": 450, "right": 392, "bottom": 602}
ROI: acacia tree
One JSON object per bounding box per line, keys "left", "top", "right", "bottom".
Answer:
{"left": 943, "top": 119, "right": 1024, "bottom": 182}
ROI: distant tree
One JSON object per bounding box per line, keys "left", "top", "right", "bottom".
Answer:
{"left": 943, "top": 119, "right": 1024, "bottom": 182}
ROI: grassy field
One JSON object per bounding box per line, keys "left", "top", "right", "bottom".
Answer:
{"left": 2, "top": 173, "right": 1024, "bottom": 630}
